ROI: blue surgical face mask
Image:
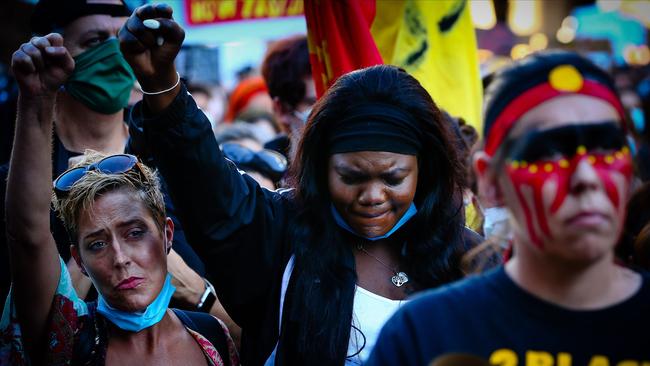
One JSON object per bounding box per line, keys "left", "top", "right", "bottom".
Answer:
{"left": 331, "top": 202, "right": 417, "bottom": 241}
{"left": 97, "top": 273, "right": 176, "bottom": 332}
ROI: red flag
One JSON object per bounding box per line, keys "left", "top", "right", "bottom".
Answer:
{"left": 304, "top": 0, "right": 383, "bottom": 97}
{"left": 304, "top": 0, "right": 483, "bottom": 130}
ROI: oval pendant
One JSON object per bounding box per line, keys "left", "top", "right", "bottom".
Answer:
{"left": 391, "top": 272, "right": 409, "bottom": 287}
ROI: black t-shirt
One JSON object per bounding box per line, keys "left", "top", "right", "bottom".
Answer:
{"left": 367, "top": 266, "right": 650, "bottom": 366}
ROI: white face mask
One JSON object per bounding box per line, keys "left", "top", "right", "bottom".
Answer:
{"left": 482, "top": 206, "right": 510, "bottom": 243}
{"left": 293, "top": 107, "right": 312, "bottom": 124}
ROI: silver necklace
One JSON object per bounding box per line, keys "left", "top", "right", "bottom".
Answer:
{"left": 356, "top": 243, "right": 409, "bottom": 287}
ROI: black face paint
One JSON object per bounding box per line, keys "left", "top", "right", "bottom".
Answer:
{"left": 501, "top": 121, "right": 626, "bottom": 163}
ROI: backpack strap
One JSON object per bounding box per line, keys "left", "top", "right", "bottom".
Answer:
{"left": 72, "top": 301, "right": 110, "bottom": 365}
{"left": 263, "top": 254, "right": 295, "bottom": 366}
{"left": 172, "top": 308, "right": 231, "bottom": 366}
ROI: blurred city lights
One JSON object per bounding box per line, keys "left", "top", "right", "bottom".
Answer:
{"left": 477, "top": 49, "right": 495, "bottom": 63}
{"left": 471, "top": 0, "right": 497, "bottom": 30}
{"left": 624, "top": 44, "right": 650, "bottom": 66}
{"left": 511, "top": 43, "right": 533, "bottom": 60}
{"left": 556, "top": 27, "right": 576, "bottom": 44}
{"left": 571, "top": 3, "right": 646, "bottom": 64}
{"left": 561, "top": 16, "right": 579, "bottom": 30}
{"left": 596, "top": 0, "right": 623, "bottom": 13}
{"left": 619, "top": 1, "right": 650, "bottom": 28}
{"left": 508, "top": 0, "right": 542, "bottom": 36}
{"left": 529, "top": 33, "right": 549, "bottom": 51}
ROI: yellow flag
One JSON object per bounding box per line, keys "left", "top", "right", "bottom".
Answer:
{"left": 371, "top": 0, "right": 483, "bottom": 131}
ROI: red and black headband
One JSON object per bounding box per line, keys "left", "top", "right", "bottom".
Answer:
{"left": 483, "top": 51, "right": 625, "bottom": 157}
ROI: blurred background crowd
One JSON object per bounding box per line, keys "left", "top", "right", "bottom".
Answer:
{"left": 0, "top": 0, "right": 649, "bottom": 302}
{"left": 0, "top": 0, "right": 648, "bottom": 292}
{"left": 0, "top": 0, "right": 646, "bottom": 157}
{"left": 0, "top": 1, "right": 649, "bottom": 364}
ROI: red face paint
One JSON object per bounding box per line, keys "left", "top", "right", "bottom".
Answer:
{"left": 502, "top": 122, "right": 632, "bottom": 248}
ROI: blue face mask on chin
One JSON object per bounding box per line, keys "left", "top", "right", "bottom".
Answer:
{"left": 97, "top": 273, "right": 176, "bottom": 332}
{"left": 331, "top": 202, "right": 418, "bottom": 241}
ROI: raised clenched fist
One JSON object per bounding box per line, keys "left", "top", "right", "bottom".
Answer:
{"left": 11, "top": 33, "right": 75, "bottom": 98}
{"left": 119, "top": 3, "right": 185, "bottom": 93}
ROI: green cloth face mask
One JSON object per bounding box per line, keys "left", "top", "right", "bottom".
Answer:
{"left": 65, "top": 38, "right": 135, "bottom": 114}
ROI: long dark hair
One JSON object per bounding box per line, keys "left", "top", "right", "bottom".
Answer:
{"left": 287, "top": 65, "right": 467, "bottom": 364}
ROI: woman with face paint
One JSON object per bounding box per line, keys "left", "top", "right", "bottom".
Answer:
{"left": 119, "top": 5, "right": 478, "bottom": 365}
{"left": 0, "top": 33, "right": 238, "bottom": 365}
{"left": 367, "top": 51, "right": 650, "bottom": 366}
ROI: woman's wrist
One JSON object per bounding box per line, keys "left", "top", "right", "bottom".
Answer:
{"left": 140, "top": 72, "right": 180, "bottom": 96}
{"left": 142, "top": 68, "right": 181, "bottom": 114}
{"left": 196, "top": 278, "right": 217, "bottom": 312}
{"left": 17, "top": 93, "right": 56, "bottom": 111}
{"left": 138, "top": 67, "right": 178, "bottom": 93}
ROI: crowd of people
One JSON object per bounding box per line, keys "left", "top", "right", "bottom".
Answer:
{"left": 1, "top": 0, "right": 649, "bottom": 365}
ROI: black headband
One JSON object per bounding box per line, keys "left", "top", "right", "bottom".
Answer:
{"left": 327, "top": 103, "right": 422, "bottom": 156}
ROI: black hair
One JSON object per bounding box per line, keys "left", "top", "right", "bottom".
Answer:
{"left": 620, "top": 182, "right": 650, "bottom": 266}
{"left": 287, "top": 65, "right": 467, "bottom": 364}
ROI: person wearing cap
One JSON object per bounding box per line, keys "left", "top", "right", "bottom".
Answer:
{"left": 28, "top": 0, "right": 133, "bottom": 154}
{"left": 0, "top": 0, "right": 213, "bottom": 316}
{"left": 223, "top": 76, "right": 274, "bottom": 123}
{"left": 1, "top": 32, "right": 238, "bottom": 365}
{"left": 119, "top": 4, "right": 480, "bottom": 365}
{"left": 367, "top": 51, "right": 650, "bottom": 365}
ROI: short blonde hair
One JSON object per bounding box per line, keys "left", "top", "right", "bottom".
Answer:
{"left": 52, "top": 150, "right": 166, "bottom": 244}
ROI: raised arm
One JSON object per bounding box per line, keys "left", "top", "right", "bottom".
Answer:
{"left": 6, "top": 34, "right": 74, "bottom": 362}
{"left": 118, "top": 4, "right": 184, "bottom": 113}
{"left": 119, "top": 4, "right": 294, "bottom": 329}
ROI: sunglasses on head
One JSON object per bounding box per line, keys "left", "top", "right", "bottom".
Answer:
{"left": 220, "top": 143, "right": 288, "bottom": 182}
{"left": 53, "top": 154, "right": 142, "bottom": 197}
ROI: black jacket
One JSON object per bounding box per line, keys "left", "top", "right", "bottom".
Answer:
{"left": 131, "top": 85, "right": 295, "bottom": 365}
{"left": 129, "top": 83, "right": 484, "bottom": 365}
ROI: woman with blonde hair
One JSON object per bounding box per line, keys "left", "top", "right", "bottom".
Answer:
{"left": 1, "top": 32, "right": 237, "bottom": 365}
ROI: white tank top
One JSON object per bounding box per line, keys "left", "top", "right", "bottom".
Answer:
{"left": 264, "top": 257, "right": 409, "bottom": 366}
{"left": 345, "top": 286, "right": 409, "bottom": 365}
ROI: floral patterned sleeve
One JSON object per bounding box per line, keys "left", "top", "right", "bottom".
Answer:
{"left": 0, "top": 257, "right": 89, "bottom": 365}
{"left": 186, "top": 316, "right": 240, "bottom": 366}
